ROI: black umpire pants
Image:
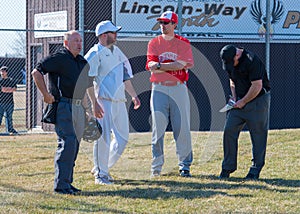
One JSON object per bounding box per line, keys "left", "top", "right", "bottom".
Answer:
{"left": 54, "top": 100, "right": 85, "bottom": 190}
{"left": 222, "top": 92, "right": 271, "bottom": 176}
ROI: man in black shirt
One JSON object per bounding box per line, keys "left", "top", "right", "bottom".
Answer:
{"left": 0, "top": 66, "right": 18, "bottom": 135}
{"left": 32, "top": 30, "right": 103, "bottom": 195}
{"left": 219, "top": 44, "right": 271, "bottom": 180}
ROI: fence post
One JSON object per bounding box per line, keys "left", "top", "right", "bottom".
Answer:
{"left": 177, "top": 0, "right": 182, "bottom": 35}
{"left": 112, "top": 0, "right": 116, "bottom": 24}
{"left": 79, "top": 0, "right": 84, "bottom": 55}
{"left": 265, "top": 0, "right": 270, "bottom": 79}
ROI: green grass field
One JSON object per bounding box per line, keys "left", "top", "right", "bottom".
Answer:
{"left": 0, "top": 130, "right": 299, "bottom": 213}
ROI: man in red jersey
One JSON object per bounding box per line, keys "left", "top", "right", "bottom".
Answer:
{"left": 146, "top": 11, "right": 194, "bottom": 178}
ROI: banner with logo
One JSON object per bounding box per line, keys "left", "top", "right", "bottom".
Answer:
{"left": 115, "top": 0, "right": 300, "bottom": 41}
{"left": 34, "top": 11, "right": 68, "bottom": 38}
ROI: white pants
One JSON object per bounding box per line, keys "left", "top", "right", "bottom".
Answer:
{"left": 93, "top": 99, "right": 129, "bottom": 177}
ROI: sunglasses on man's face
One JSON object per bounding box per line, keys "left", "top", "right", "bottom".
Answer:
{"left": 159, "top": 21, "right": 171, "bottom": 25}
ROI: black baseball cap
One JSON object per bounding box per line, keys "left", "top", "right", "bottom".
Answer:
{"left": 220, "top": 45, "right": 236, "bottom": 72}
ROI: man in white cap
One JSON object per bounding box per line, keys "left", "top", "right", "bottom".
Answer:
{"left": 146, "top": 11, "right": 194, "bottom": 178}
{"left": 85, "top": 20, "right": 141, "bottom": 185}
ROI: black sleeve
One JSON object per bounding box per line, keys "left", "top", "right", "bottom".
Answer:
{"left": 249, "top": 56, "right": 264, "bottom": 82}
{"left": 35, "top": 53, "right": 62, "bottom": 75}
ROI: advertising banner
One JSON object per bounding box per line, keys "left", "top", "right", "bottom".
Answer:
{"left": 34, "top": 11, "right": 68, "bottom": 38}
{"left": 116, "top": 0, "right": 300, "bottom": 41}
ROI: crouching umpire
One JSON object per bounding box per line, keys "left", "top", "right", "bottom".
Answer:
{"left": 32, "top": 30, "right": 103, "bottom": 195}
{"left": 219, "top": 44, "right": 271, "bottom": 180}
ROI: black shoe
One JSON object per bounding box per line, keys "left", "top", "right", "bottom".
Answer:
{"left": 9, "top": 129, "right": 18, "bottom": 135}
{"left": 179, "top": 170, "right": 191, "bottom": 177}
{"left": 245, "top": 173, "right": 259, "bottom": 180}
{"left": 219, "top": 170, "right": 231, "bottom": 179}
{"left": 54, "top": 188, "right": 77, "bottom": 195}
{"left": 70, "top": 185, "right": 81, "bottom": 193}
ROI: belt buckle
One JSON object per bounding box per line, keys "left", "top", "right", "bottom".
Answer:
{"left": 166, "top": 81, "right": 180, "bottom": 86}
{"left": 160, "top": 81, "right": 173, "bottom": 86}
{"left": 154, "top": 81, "right": 183, "bottom": 86}
{"left": 166, "top": 81, "right": 173, "bottom": 86}
{"left": 74, "top": 99, "right": 81, "bottom": 106}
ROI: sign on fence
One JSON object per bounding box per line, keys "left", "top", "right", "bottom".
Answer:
{"left": 115, "top": 0, "right": 300, "bottom": 41}
{"left": 34, "top": 11, "right": 68, "bottom": 38}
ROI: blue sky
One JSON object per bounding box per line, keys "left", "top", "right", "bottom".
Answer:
{"left": 0, "top": 0, "right": 26, "bottom": 56}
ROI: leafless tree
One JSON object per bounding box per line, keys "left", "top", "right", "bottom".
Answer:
{"left": 9, "top": 31, "right": 26, "bottom": 58}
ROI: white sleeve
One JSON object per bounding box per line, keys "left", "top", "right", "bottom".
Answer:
{"left": 124, "top": 59, "right": 133, "bottom": 78}
{"left": 117, "top": 47, "right": 133, "bottom": 78}
{"left": 84, "top": 48, "right": 100, "bottom": 77}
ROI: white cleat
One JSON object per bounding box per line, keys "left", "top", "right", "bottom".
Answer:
{"left": 95, "top": 176, "right": 113, "bottom": 185}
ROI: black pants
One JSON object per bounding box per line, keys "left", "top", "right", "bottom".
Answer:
{"left": 54, "top": 101, "right": 85, "bottom": 190}
{"left": 222, "top": 92, "right": 271, "bottom": 175}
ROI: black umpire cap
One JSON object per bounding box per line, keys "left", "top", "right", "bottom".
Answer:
{"left": 220, "top": 45, "right": 237, "bottom": 72}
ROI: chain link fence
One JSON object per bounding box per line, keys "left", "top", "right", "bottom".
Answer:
{"left": 0, "top": 0, "right": 300, "bottom": 135}
{"left": 0, "top": 29, "right": 26, "bottom": 134}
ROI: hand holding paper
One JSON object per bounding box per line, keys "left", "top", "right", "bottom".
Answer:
{"left": 219, "top": 99, "right": 236, "bottom": 112}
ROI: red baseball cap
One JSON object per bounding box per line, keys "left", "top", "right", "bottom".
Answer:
{"left": 157, "top": 11, "right": 178, "bottom": 24}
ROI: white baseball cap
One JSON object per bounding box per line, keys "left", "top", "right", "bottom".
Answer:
{"left": 95, "top": 20, "right": 122, "bottom": 36}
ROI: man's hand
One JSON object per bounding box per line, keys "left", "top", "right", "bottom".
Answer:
{"left": 44, "top": 93, "right": 55, "bottom": 104}
{"left": 1, "top": 87, "right": 16, "bottom": 93}
{"left": 148, "top": 61, "right": 160, "bottom": 71}
{"left": 234, "top": 99, "right": 247, "bottom": 109}
{"left": 94, "top": 100, "right": 104, "bottom": 118}
{"left": 234, "top": 79, "right": 262, "bottom": 109}
{"left": 132, "top": 96, "right": 141, "bottom": 110}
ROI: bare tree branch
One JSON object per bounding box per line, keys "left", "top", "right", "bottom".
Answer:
{"left": 9, "top": 31, "right": 26, "bottom": 57}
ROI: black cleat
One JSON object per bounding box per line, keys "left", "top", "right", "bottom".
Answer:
{"left": 245, "top": 173, "right": 259, "bottom": 180}
{"left": 219, "top": 170, "right": 231, "bottom": 179}
{"left": 54, "top": 188, "right": 77, "bottom": 195}
{"left": 70, "top": 185, "right": 81, "bottom": 193}
{"left": 179, "top": 170, "right": 191, "bottom": 177}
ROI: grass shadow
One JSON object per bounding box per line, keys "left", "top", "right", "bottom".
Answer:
{"left": 0, "top": 182, "right": 129, "bottom": 214}
{"left": 200, "top": 174, "right": 300, "bottom": 188}
{"left": 77, "top": 173, "right": 298, "bottom": 199}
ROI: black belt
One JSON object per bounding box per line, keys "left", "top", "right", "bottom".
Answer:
{"left": 60, "top": 97, "right": 82, "bottom": 106}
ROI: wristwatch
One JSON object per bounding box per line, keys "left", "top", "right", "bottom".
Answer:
{"left": 156, "top": 62, "right": 161, "bottom": 69}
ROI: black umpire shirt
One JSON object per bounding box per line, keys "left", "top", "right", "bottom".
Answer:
{"left": 228, "top": 49, "right": 270, "bottom": 99}
{"left": 35, "top": 47, "right": 93, "bottom": 100}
